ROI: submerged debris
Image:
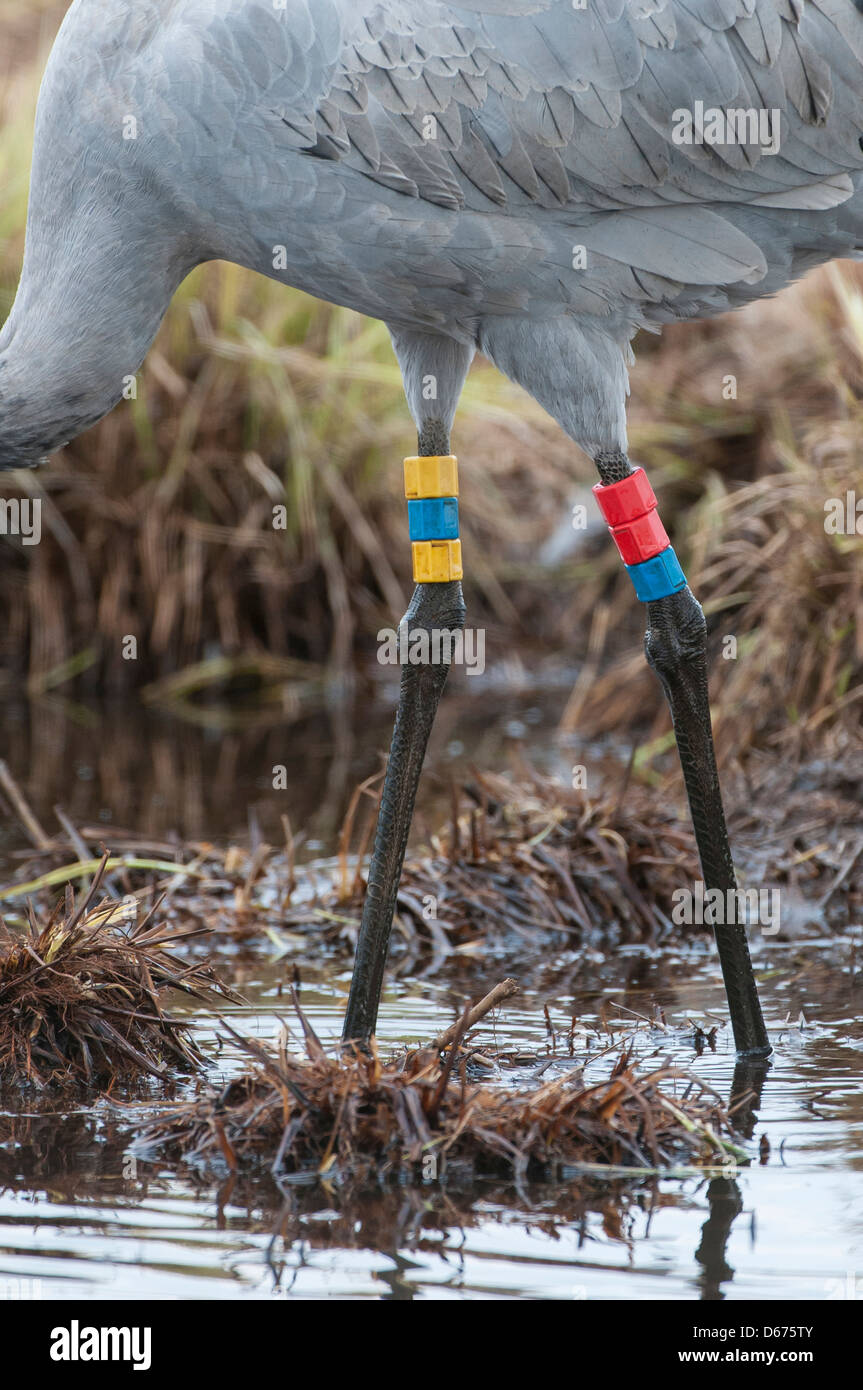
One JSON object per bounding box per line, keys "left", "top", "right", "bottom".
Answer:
{"left": 0, "top": 856, "right": 239, "bottom": 1087}
{"left": 140, "top": 995, "right": 740, "bottom": 1182}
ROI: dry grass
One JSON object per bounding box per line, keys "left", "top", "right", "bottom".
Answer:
{"left": 3, "top": 758, "right": 860, "bottom": 967}
{"left": 139, "top": 996, "right": 741, "bottom": 1181}
{"left": 571, "top": 400, "right": 863, "bottom": 759}
{"left": 312, "top": 767, "right": 702, "bottom": 958}
{"left": 0, "top": 267, "right": 573, "bottom": 701}
{"left": 0, "top": 769, "right": 703, "bottom": 957}
{"left": 0, "top": 855, "right": 239, "bottom": 1086}
{"left": 555, "top": 263, "right": 863, "bottom": 758}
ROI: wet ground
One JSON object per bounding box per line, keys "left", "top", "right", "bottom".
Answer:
{"left": 0, "top": 693, "right": 861, "bottom": 1300}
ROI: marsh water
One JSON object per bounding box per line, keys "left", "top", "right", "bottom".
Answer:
{"left": 0, "top": 689, "right": 861, "bottom": 1301}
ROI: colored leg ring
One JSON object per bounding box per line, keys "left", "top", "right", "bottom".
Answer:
{"left": 404, "top": 455, "right": 459, "bottom": 500}
{"left": 408, "top": 496, "right": 459, "bottom": 541}
{"left": 412, "top": 539, "right": 463, "bottom": 583}
{"left": 405, "top": 456, "right": 462, "bottom": 581}
{"left": 593, "top": 465, "right": 686, "bottom": 601}
{"left": 625, "top": 546, "right": 687, "bottom": 601}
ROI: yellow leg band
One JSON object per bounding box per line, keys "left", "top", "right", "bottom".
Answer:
{"left": 412, "top": 539, "right": 463, "bottom": 583}
{"left": 404, "top": 455, "right": 459, "bottom": 499}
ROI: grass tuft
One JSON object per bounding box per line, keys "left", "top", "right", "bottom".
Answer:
{"left": 139, "top": 994, "right": 741, "bottom": 1181}
{"left": 0, "top": 853, "right": 239, "bottom": 1086}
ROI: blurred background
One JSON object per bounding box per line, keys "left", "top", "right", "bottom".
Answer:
{"left": 1, "top": 1, "right": 861, "bottom": 854}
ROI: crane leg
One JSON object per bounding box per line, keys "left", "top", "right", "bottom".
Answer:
{"left": 342, "top": 430, "right": 464, "bottom": 1045}
{"left": 594, "top": 451, "right": 770, "bottom": 1058}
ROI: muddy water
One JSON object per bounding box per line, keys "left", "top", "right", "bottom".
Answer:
{"left": 0, "top": 696, "right": 861, "bottom": 1300}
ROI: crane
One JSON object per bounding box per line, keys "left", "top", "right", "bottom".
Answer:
{"left": 4, "top": 0, "right": 861, "bottom": 1057}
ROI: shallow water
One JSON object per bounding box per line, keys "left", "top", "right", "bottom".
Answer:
{"left": 1, "top": 934, "right": 861, "bottom": 1301}
{"left": 0, "top": 674, "right": 578, "bottom": 856}
{"left": 0, "top": 695, "right": 861, "bottom": 1301}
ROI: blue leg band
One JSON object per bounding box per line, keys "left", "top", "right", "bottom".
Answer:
{"left": 407, "top": 496, "right": 459, "bottom": 542}
{"left": 625, "top": 546, "right": 687, "bottom": 602}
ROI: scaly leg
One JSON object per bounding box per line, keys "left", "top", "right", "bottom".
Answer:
{"left": 594, "top": 451, "right": 770, "bottom": 1057}
{"left": 343, "top": 422, "right": 465, "bottom": 1044}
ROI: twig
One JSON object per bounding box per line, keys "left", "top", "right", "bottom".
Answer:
{"left": 281, "top": 814, "right": 296, "bottom": 899}
{"left": 53, "top": 804, "right": 92, "bottom": 864}
{"left": 432, "top": 977, "right": 519, "bottom": 1052}
{"left": 815, "top": 839, "right": 863, "bottom": 913}
{"left": 0, "top": 760, "right": 52, "bottom": 851}
{"left": 54, "top": 804, "right": 120, "bottom": 901}
{"left": 427, "top": 1001, "right": 472, "bottom": 1124}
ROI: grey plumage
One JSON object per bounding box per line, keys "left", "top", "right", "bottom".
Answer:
{"left": 2, "top": 0, "right": 863, "bottom": 464}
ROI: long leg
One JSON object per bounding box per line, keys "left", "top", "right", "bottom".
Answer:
{"left": 594, "top": 450, "right": 770, "bottom": 1057}
{"left": 468, "top": 316, "right": 768, "bottom": 1055}
{"left": 343, "top": 332, "right": 472, "bottom": 1044}
{"left": 342, "top": 568, "right": 464, "bottom": 1043}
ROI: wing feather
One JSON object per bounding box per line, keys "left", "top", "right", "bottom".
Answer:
{"left": 155, "top": 0, "right": 863, "bottom": 321}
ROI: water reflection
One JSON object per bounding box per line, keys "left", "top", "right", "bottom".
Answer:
{"left": 696, "top": 1180, "right": 745, "bottom": 1300}
{"left": 0, "top": 687, "right": 572, "bottom": 857}
{"left": 0, "top": 952, "right": 860, "bottom": 1300}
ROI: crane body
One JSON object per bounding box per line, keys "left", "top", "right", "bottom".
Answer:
{"left": 4, "top": 0, "right": 862, "bottom": 1054}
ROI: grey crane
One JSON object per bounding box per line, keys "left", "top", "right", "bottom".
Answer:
{"left": 5, "top": 0, "right": 863, "bottom": 1058}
